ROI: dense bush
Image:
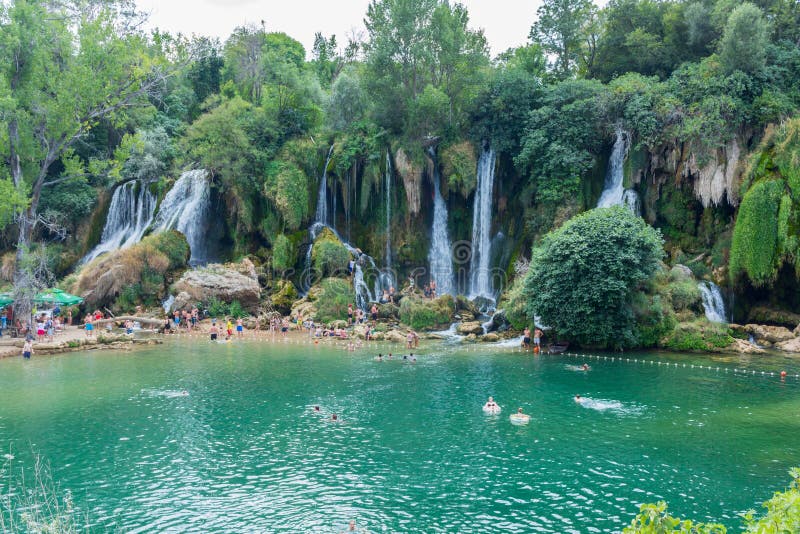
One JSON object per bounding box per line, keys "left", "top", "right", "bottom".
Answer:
{"left": 399, "top": 295, "right": 454, "bottom": 330}
{"left": 271, "top": 234, "right": 295, "bottom": 272}
{"left": 315, "top": 278, "right": 353, "bottom": 323}
{"left": 662, "top": 321, "right": 734, "bottom": 351}
{"left": 523, "top": 207, "right": 664, "bottom": 348}
{"left": 312, "top": 229, "right": 350, "bottom": 278}
{"left": 440, "top": 141, "right": 477, "bottom": 198}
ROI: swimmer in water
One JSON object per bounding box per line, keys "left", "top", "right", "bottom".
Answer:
{"left": 582, "top": 363, "right": 589, "bottom": 371}
{"left": 574, "top": 394, "right": 582, "bottom": 403}
{"left": 331, "top": 414, "right": 338, "bottom": 422}
{"left": 377, "top": 353, "right": 383, "bottom": 361}
{"left": 388, "top": 353, "right": 393, "bottom": 360}
{"left": 181, "top": 390, "right": 189, "bottom": 396}
{"left": 314, "top": 405, "right": 321, "bottom": 412}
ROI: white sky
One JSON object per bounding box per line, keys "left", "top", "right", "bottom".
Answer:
{"left": 134, "top": 0, "right": 542, "bottom": 58}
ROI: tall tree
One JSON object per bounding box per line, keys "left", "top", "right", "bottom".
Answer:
{"left": 718, "top": 2, "right": 769, "bottom": 75}
{"left": 528, "top": 0, "right": 594, "bottom": 79}
{"left": 0, "top": 0, "right": 165, "bottom": 317}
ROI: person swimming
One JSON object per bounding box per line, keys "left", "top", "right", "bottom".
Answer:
{"left": 574, "top": 394, "right": 583, "bottom": 403}
{"left": 331, "top": 414, "right": 338, "bottom": 422}
{"left": 181, "top": 390, "right": 189, "bottom": 396}
{"left": 582, "top": 363, "right": 589, "bottom": 371}
{"left": 314, "top": 405, "right": 321, "bottom": 412}
{"left": 483, "top": 396, "right": 501, "bottom": 414}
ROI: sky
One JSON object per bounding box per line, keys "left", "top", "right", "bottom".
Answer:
{"left": 134, "top": 0, "right": 541, "bottom": 58}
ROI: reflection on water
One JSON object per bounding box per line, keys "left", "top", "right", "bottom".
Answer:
{"left": 0, "top": 340, "right": 798, "bottom": 532}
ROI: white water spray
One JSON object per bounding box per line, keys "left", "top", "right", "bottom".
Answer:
{"left": 82, "top": 180, "right": 157, "bottom": 263}
{"left": 469, "top": 146, "right": 496, "bottom": 299}
{"left": 597, "top": 125, "right": 635, "bottom": 212}
{"left": 698, "top": 281, "right": 727, "bottom": 323}
{"left": 153, "top": 169, "right": 212, "bottom": 265}
{"left": 427, "top": 148, "right": 455, "bottom": 295}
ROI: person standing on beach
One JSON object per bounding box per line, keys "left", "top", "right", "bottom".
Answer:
{"left": 236, "top": 317, "right": 244, "bottom": 338}
{"left": 85, "top": 315, "right": 94, "bottom": 337}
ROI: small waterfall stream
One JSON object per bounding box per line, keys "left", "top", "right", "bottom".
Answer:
{"left": 153, "top": 169, "right": 212, "bottom": 265}
{"left": 469, "top": 146, "right": 496, "bottom": 300}
{"left": 82, "top": 180, "right": 157, "bottom": 263}
{"left": 385, "top": 150, "right": 393, "bottom": 269}
{"left": 698, "top": 281, "right": 727, "bottom": 323}
{"left": 315, "top": 146, "right": 335, "bottom": 225}
{"left": 427, "top": 147, "right": 455, "bottom": 295}
{"left": 597, "top": 125, "right": 639, "bottom": 214}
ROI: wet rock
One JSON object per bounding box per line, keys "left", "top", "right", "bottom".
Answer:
{"left": 744, "top": 324, "right": 794, "bottom": 344}
{"left": 384, "top": 330, "right": 407, "bottom": 344}
{"left": 481, "top": 333, "right": 500, "bottom": 342}
{"left": 457, "top": 321, "right": 484, "bottom": 335}
{"left": 776, "top": 337, "right": 800, "bottom": 353}
{"left": 726, "top": 338, "right": 766, "bottom": 354}
{"left": 173, "top": 263, "right": 261, "bottom": 312}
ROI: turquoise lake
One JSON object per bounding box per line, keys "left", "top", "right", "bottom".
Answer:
{"left": 1, "top": 338, "right": 799, "bottom": 532}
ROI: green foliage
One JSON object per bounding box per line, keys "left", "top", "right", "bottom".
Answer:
{"left": 623, "top": 501, "right": 727, "bottom": 533}
{"left": 312, "top": 229, "right": 350, "bottom": 278}
{"left": 718, "top": 3, "right": 769, "bottom": 75}
{"left": 264, "top": 160, "right": 310, "bottom": 231}
{"left": 38, "top": 179, "right": 97, "bottom": 226}
{"left": 270, "top": 280, "right": 298, "bottom": 315}
{"left": 399, "top": 295, "right": 455, "bottom": 330}
{"left": 440, "top": 141, "right": 477, "bottom": 198}
{"left": 0, "top": 180, "right": 27, "bottom": 229}
{"left": 662, "top": 321, "right": 734, "bottom": 351}
{"left": 327, "top": 67, "right": 369, "bottom": 131}
{"left": 272, "top": 234, "right": 295, "bottom": 272}
{"left": 523, "top": 207, "right": 664, "bottom": 348}
{"left": 730, "top": 180, "right": 783, "bottom": 286}
{"left": 148, "top": 230, "right": 192, "bottom": 269}
{"left": 742, "top": 467, "right": 800, "bottom": 534}
{"left": 516, "top": 79, "right": 607, "bottom": 204}
{"left": 529, "top": 0, "right": 594, "bottom": 78}
{"left": 316, "top": 278, "right": 353, "bottom": 323}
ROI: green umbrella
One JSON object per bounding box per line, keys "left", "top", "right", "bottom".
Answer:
{"left": 34, "top": 288, "right": 83, "bottom": 306}
{"left": 0, "top": 293, "right": 13, "bottom": 307}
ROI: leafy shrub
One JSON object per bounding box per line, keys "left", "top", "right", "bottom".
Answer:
{"left": 742, "top": 468, "right": 800, "bottom": 533}
{"left": 669, "top": 279, "right": 702, "bottom": 313}
{"left": 38, "top": 179, "right": 97, "bottom": 225}
{"left": 662, "top": 321, "right": 733, "bottom": 351}
{"left": 440, "top": 141, "right": 477, "bottom": 198}
{"left": 272, "top": 233, "right": 295, "bottom": 272}
{"left": 623, "top": 501, "right": 727, "bottom": 533}
{"left": 206, "top": 296, "right": 228, "bottom": 318}
{"left": 399, "top": 296, "right": 454, "bottom": 330}
{"left": 264, "top": 160, "right": 310, "bottom": 231}
{"left": 228, "top": 300, "right": 246, "bottom": 319}
{"left": 312, "top": 229, "right": 350, "bottom": 278}
{"left": 315, "top": 278, "right": 353, "bottom": 323}
{"left": 523, "top": 207, "right": 664, "bottom": 348}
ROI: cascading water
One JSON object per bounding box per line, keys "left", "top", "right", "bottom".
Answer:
{"left": 315, "top": 146, "right": 335, "bottom": 225}
{"left": 469, "top": 146, "right": 496, "bottom": 300}
{"left": 427, "top": 147, "right": 455, "bottom": 295}
{"left": 622, "top": 189, "right": 641, "bottom": 216}
{"left": 153, "top": 169, "right": 212, "bottom": 265}
{"left": 597, "top": 125, "right": 636, "bottom": 212}
{"left": 698, "top": 281, "right": 727, "bottom": 323}
{"left": 82, "top": 180, "right": 156, "bottom": 263}
{"left": 385, "top": 150, "right": 393, "bottom": 269}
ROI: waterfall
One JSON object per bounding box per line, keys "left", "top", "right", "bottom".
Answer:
{"left": 315, "top": 146, "right": 335, "bottom": 225}
{"left": 427, "top": 147, "right": 455, "bottom": 295}
{"left": 698, "top": 281, "right": 727, "bottom": 323}
{"left": 385, "top": 150, "right": 393, "bottom": 269}
{"left": 153, "top": 169, "right": 212, "bottom": 265}
{"left": 622, "top": 189, "right": 641, "bottom": 216}
{"left": 82, "top": 180, "right": 157, "bottom": 263}
{"left": 597, "top": 125, "right": 631, "bottom": 209}
{"left": 469, "top": 146, "right": 496, "bottom": 299}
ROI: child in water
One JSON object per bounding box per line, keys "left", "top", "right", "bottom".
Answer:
{"left": 22, "top": 340, "right": 33, "bottom": 359}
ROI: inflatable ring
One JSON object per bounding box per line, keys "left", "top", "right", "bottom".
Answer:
{"left": 482, "top": 404, "right": 501, "bottom": 415}
{"left": 510, "top": 413, "right": 530, "bottom": 425}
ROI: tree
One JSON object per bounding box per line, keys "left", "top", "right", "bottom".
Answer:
{"left": 515, "top": 79, "right": 607, "bottom": 203}
{"left": 0, "top": 0, "right": 165, "bottom": 318}
{"left": 528, "top": 0, "right": 593, "bottom": 79}
{"left": 327, "top": 67, "right": 369, "bottom": 131}
{"left": 718, "top": 3, "right": 769, "bottom": 75}
{"left": 523, "top": 207, "right": 664, "bottom": 348}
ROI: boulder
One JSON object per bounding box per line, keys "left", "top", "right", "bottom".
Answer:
{"left": 384, "top": 330, "right": 408, "bottom": 344}
{"left": 378, "top": 303, "right": 400, "bottom": 320}
{"left": 744, "top": 324, "right": 794, "bottom": 344}
{"left": 172, "top": 291, "right": 193, "bottom": 311}
{"left": 454, "top": 295, "right": 478, "bottom": 316}
{"left": 480, "top": 333, "right": 500, "bottom": 342}
{"left": 775, "top": 337, "right": 800, "bottom": 353}
{"left": 726, "top": 338, "right": 766, "bottom": 354}
{"left": 172, "top": 263, "right": 262, "bottom": 312}
{"left": 747, "top": 307, "right": 800, "bottom": 329}
{"left": 671, "top": 264, "right": 694, "bottom": 279}
{"left": 465, "top": 333, "right": 477, "bottom": 342}
{"left": 290, "top": 299, "right": 317, "bottom": 321}
{"left": 457, "top": 321, "right": 484, "bottom": 335}
{"left": 271, "top": 280, "right": 298, "bottom": 315}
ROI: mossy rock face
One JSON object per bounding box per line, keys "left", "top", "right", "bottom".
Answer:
{"left": 315, "top": 278, "right": 354, "bottom": 323}
{"left": 747, "top": 306, "right": 800, "bottom": 328}
{"left": 661, "top": 321, "right": 734, "bottom": 352}
{"left": 271, "top": 280, "right": 298, "bottom": 315}
{"left": 440, "top": 140, "right": 477, "bottom": 198}
{"left": 378, "top": 303, "right": 400, "bottom": 320}
{"left": 399, "top": 295, "right": 455, "bottom": 330}
{"left": 312, "top": 228, "right": 351, "bottom": 278}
